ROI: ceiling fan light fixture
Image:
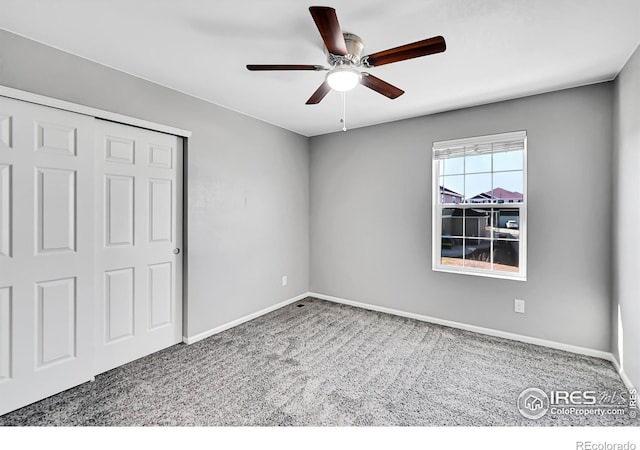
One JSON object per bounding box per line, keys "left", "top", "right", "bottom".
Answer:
{"left": 326, "top": 65, "right": 361, "bottom": 92}
{"left": 247, "top": 7, "right": 446, "bottom": 105}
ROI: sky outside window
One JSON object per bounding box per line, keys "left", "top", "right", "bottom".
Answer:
{"left": 440, "top": 150, "right": 523, "bottom": 200}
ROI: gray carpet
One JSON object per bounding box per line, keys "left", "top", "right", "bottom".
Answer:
{"left": 0, "top": 297, "right": 636, "bottom": 426}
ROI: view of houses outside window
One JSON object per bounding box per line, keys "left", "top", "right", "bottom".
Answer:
{"left": 433, "top": 131, "right": 526, "bottom": 280}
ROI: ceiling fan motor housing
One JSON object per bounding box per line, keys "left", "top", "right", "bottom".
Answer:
{"left": 247, "top": 7, "right": 445, "bottom": 104}
{"left": 327, "top": 33, "right": 365, "bottom": 66}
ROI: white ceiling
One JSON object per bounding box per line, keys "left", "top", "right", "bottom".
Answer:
{"left": 0, "top": 0, "right": 638, "bottom": 136}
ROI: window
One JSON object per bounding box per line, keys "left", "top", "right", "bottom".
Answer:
{"left": 432, "top": 131, "right": 527, "bottom": 280}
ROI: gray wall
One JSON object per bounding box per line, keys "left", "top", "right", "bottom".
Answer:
{"left": 310, "top": 83, "right": 613, "bottom": 351}
{"left": 613, "top": 44, "right": 640, "bottom": 388}
{"left": 0, "top": 30, "right": 310, "bottom": 339}
{"left": 0, "top": 28, "right": 624, "bottom": 362}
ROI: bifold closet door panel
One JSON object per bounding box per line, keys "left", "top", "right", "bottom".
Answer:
{"left": 0, "top": 95, "right": 183, "bottom": 416}
{"left": 0, "top": 96, "right": 95, "bottom": 416}
{"left": 94, "top": 120, "right": 183, "bottom": 375}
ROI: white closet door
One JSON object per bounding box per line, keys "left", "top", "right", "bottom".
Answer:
{"left": 0, "top": 96, "right": 95, "bottom": 416}
{"left": 94, "top": 120, "right": 182, "bottom": 374}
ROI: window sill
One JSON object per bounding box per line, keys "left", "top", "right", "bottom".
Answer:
{"left": 432, "top": 266, "right": 527, "bottom": 282}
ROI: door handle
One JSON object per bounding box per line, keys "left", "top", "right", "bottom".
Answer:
{"left": 173, "top": 248, "right": 181, "bottom": 255}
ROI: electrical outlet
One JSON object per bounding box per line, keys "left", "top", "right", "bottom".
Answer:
{"left": 282, "top": 275, "right": 288, "bottom": 287}
{"left": 514, "top": 299, "right": 525, "bottom": 314}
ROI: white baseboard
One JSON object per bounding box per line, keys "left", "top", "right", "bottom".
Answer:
{"left": 182, "top": 290, "right": 636, "bottom": 392}
{"left": 608, "top": 355, "right": 636, "bottom": 392}
{"left": 310, "top": 292, "right": 615, "bottom": 362}
{"left": 182, "top": 292, "right": 310, "bottom": 345}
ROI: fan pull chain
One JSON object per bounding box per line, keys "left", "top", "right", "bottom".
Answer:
{"left": 340, "top": 91, "right": 347, "bottom": 131}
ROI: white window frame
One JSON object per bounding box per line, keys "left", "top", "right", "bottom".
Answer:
{"left": 432, "top": 130, "right": 527, "bottom": 281}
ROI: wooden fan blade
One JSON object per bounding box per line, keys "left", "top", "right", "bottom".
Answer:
{"left": 306, "top": 81, "right": 332, "bottom": 104}
{"left": 247, "top": 64, "right": 325, "bottom": 71}
{"left": 309, "top": 6, "right": 348, "bottom": 56}
{"left": 363, "top": 36, "right": 446, "bottom": 67}
{"left": 360, "top": 73, "right": 404, "bottom": 99}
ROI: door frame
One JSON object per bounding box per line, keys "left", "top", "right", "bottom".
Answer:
{"left": 0, "top": 85, "right": 191, "bottom": 138}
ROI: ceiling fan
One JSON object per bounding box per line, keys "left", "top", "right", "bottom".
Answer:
{"left": 246, "top": 6, "right": 446, "bottom": 104}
